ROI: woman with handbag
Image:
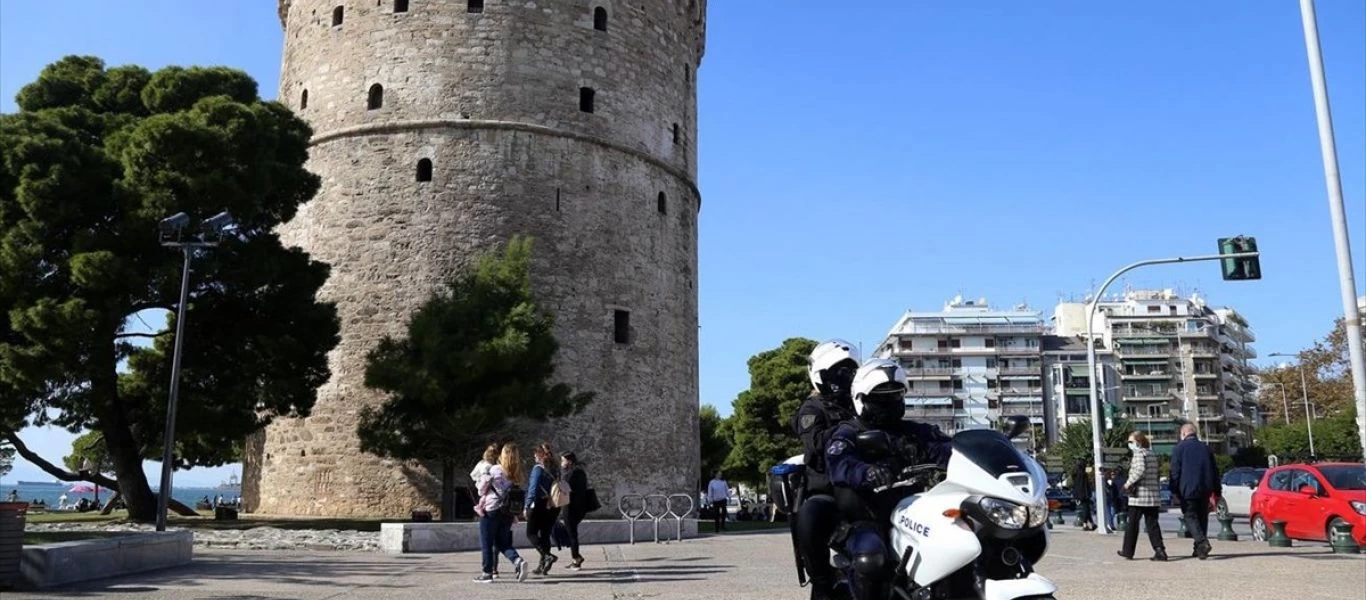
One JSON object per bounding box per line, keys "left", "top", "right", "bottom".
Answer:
{"left": 560, "top": 452, "right": 590, "bottom": 570}
{"left": 524, "top": 442, "right": 562, "bottom": 576}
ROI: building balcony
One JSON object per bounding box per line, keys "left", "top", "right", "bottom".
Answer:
{"left": 1000, "top": 404, "right": 1044, "bottom": 417}
{"left": 1115, "top": 347, "right": 1173, "bottom": 357}
{"left": 1124, "top": 391, "right": 1174, "bottom": 402}
{"left": 999, "top": 388, "right": 1044, "bottom": 396}
{"left": 1113, "top": 329, "right": 1177, "bottom": 338}
{"left": 906, "top": 389, "right": 956, "bottom": 398}
{"left": 1196, "top": 413, "right": 1223, "bottom": 422}
{"left": 1121, "top": 371, "right": 1172, "bottom": 380}
{"left": 892, "top": 324, "right": 1046, "bottom": 336}
{"left": 1192, "top": 371, "right": 1219, "bottom": 379}
{"left": 1178, "top": 327, "right": 1215, "bottom": 338}
{"left": 1205, "top": 433, "right": 1228, "bottom": 444}
{"left": 903, "top": 367, "right": 955, "bottom": 379}
{"left": 1188, "top": 347, "right": 1219, "bottom": 358}
{"left": 996, "top": 346, "right": 1041, "bottom": 355}
{"left": 905, "top": 406, "right": 957, "bottom": 418}
{"left": 998, "top": 366, "right": 1042, "bottom": 376}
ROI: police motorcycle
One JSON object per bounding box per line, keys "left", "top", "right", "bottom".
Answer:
{"left": 849, "top": 416, "right": 1057, "bottom": 600}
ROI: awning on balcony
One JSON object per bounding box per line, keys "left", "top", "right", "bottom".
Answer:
{"left": 1067, "top": 365, "right": 1090, "bottom": 377}
{"left": 1116, "top": 338, "right": 1170, "bottom": 344}
{"left": 905, "top": 397, "right": 952, "bottom": 406}
{"left": 1122, "top": 358, "right": 1169, "bottom": 365}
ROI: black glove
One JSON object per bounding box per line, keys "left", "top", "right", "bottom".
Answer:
{"left": 865, "top": 465, "right": 893, "bottom": 489}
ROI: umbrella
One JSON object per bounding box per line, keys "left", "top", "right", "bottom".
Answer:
{"left": 68, "top": 483, "right": 96, "bottom": 493}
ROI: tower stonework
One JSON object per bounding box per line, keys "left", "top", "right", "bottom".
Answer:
{"left": 243, "top": 0, "right": 705, "bottom": 517}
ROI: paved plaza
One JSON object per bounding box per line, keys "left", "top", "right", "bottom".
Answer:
{"left": 11, "top": 521, "right": 1363, "bottom": 600}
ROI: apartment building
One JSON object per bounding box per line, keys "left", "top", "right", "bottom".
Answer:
{"left": 1040, "top": 335, "right": 1119, "bottom": 446}
{"left": 1053, "top": 289, "right": 1257, "bottom": 455}
{"left": 874, "top": 296, "right": 1047, "bottom": 448}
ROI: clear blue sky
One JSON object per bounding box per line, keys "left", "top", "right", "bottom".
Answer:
{"left": 2, "top": 1, "right": 1363, "bottom": 486}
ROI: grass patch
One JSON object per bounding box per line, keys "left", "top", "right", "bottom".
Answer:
{"left": 698, "top": 519, "right": 789, "bottom": 534}
{"left": 23, "top": 530, "right": 127, "bottom": 545}
{"left": 25, "top": 511, "right": 124, "bottom": 524}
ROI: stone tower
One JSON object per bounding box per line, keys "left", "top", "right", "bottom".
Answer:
{"left": 243, "top": 0, "right": 705, "bottom": 517}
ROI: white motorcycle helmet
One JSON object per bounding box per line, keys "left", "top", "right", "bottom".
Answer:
{"left": 808, "top": 339, "right": 860, "bottom": 397}
{"left": 851, "top": 358, "right": 908, "bottom": 428}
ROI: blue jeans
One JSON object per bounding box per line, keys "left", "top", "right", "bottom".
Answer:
{"left": 479, "top": 513, "right": 521, "bottom": 574}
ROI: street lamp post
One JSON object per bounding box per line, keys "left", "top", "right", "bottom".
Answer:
{"left": 1268, "top": 353, "right": 1316, "bottom": 460}
{"left": 1262, "top": 382, "right": 1290, "bottom": 425}
{"left": 154, "top": 211, "right": 234, "bottom": 532}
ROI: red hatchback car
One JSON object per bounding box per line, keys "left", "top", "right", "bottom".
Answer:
{"left": 1249, "top": 462, "right": 1366, "bottom": 545}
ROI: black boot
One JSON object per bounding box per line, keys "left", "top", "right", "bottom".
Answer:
{"left": 1151, "top": 549, "right": 1168, "bottom": 561}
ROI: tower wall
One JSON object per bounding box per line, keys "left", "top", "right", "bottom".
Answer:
{"left": 244, "top": 0, "right": 703, "bottom": 516}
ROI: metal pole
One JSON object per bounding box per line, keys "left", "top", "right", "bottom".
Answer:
{"left": 1299, "top": 0, "right": 1366, "bottom": 458}
{"left": 1279, "top": 384, "right": 1290, "bottom": 425}
{"left": 1085, "top": 251, "right": 1258, "bottom": 535}
{"left": 156, "top": 247, "right": 193, "bottom": 532}
{"left": 1299, "top": 365, "right": 1316, "bottom": 459}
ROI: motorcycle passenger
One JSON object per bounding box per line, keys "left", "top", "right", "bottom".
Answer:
{"left": 790, "top": 339, "right": 861, "bottom": 600}
{"left": 826, "top": 358, "right": 953, "bottom": 600}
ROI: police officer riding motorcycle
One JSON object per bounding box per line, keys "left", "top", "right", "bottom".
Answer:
{"left": 787, "top": 339, "right": 861, "bottom": 600}
{"left": 825, "top": 358, "right": 953, "bottom": 600}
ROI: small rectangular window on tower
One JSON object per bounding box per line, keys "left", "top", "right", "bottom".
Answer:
{"left": 579, "top": 87, "right": 596, "bottom": 113}
{"left": 468, "top": 0, "right": 483, "bottom": 13}
{"left": 613, "top": 310, "right": 630, "bottom": 344}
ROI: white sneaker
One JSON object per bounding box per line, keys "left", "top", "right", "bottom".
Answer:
{"left": 473, "top": 573, "right": 493, "bottom": 583}
{"left": 514, "top": 558, "right": 528, "bottom": 582}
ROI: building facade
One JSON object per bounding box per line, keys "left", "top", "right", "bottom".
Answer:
{"left": 1053, "top": 290, "right": 1257, "bottom": 455}
{"left": 1040, "top": 335, "right": 1118, "bottom": 446}
{"left": 874, "top": 297, "right": 1047, "bottom": 449}
{"left": 244, "top": 0, "right": 706, "bottom": 516}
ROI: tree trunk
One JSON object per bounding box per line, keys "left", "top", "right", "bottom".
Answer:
{"left": 98, "top": 418, "right": 158, "bottom": 522}
{"left": 441, "top": 459, "right": 456, "bottom": 522}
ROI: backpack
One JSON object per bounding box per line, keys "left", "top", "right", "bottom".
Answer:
{"left": 549, "top": 480, "right": 570, "bottom": 508}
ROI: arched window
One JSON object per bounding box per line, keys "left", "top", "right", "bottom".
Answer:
{"left": 394, "top": 0, "right": 408, "bottom": 12}
{"left": 593, "top": 7, "right": 608, "bottom": 31}
{"left": 416, "top": 158, "right": 433, "bottom": 182}
{"left": 671, "top": 123, "right": 679, "bottom": 144}
{"left": 657, "top": 192, "right": 667, "bottom": 214}
{"left": 300, "top": 89, "right": 309, "bottom": 109}
{"left": 367, "top": 84, "right": 384, "bottom": 110}
{"left": 332, "top": 6, "right": 344, "bottom": 26}
{"left": 468, "top": 0, "right": 483, "bottom": 13}
{"left": 579, "top": 87, "right": 595, "bottom": 113}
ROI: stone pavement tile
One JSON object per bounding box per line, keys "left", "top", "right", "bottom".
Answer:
{"left": 9, "top": 529, "right": 1362, "bottom": 599}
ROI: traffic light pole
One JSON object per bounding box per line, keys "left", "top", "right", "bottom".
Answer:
{"left": 1085, "top": 251, "right": 1258, "bottom": 535}
{"left": 1299, "top": 0, "right": 1366, "bottom": 460}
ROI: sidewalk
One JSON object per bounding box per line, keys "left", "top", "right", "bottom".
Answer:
{"left": 12, "top": 527, "right": 1362, "bottom": 599}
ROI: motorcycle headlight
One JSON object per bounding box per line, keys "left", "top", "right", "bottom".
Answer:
{"left": 1351, "top": 501, "right": 1366, "bottom": 516}
{"left": 1027, "top": 500, "right": 1049, "bottom": 527}
{"left": 978, "top": 497, "right": 1028, "bottom": 529}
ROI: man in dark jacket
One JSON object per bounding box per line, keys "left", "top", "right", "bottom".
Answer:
{"left": 1169, "top": 423, "right": 1221, "bottom": 559}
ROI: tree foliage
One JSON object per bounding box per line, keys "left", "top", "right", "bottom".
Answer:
{"left": 1053, "top": 418, "right": 1135, "bottom": 471}
{"left": 0, "top": 56, "right": 340, "bottom": 521}
{"left": 1256, "top": 317, "right": 1361, "bottom": 420}
{"left": 0, "top": 439, "right": 13, "bottom": 481}
{"left": 1256, "top": 414, "right": 1362, "bottom": 462}
{"left": 62, "top": 432, "right": 110, "bottom": 475}
{"left": 699, "top": 404, "right": 732, "bottom": 488}
{"left": 722, "top": 338, "right": 816, "bottom": 485}
{"left": 356, "top": 235, "right": 593, "bottom": 519}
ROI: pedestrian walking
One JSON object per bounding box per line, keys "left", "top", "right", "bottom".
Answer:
{"left": 1170, "top": 423, "right": 1221, "bottom": 559}
{"left": 473, "top": 443, "right": 529, "bottom": 583}
{"left": 706, "top": 471, "right": 730, "bottom": 532}
{"left": 559, "top": 452, "right": 590, "bottom": 570}
{"left": 524, "top": 442, "right": 562, "bottom": 576}
{"left": 1070, "top": 459, "right": 1097, "bottom": 531}
{"left": 1116, "top": 432, "right": 1167, "bottom": 561}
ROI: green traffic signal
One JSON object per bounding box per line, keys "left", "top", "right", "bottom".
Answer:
{"left": 1218, "top": 236, "right": 1261, "bottom": 281}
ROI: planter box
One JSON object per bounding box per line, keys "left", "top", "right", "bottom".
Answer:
{"left": 0, "top": 503, "right": 26, "bottom": 590}
{"left": 18, "top": 530, "right": 193, "bottom": 589}
{"left": 380, "top": 518, "right": 698, "bottom": 553}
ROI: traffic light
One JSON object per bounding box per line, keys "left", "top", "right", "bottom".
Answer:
{"left": 1218, "top": 236, "right": 1261, "bottom": 281}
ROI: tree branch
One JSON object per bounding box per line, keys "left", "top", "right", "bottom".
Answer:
{"left": 128, "top": 302, "right": 174, "bottom": 314}
{"left": 2, "top": 432, "right": 119, "bottom": 489}
{"left": 114, "top": 332, "right": 170, "bottom": 340}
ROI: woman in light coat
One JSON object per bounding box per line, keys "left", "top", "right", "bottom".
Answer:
{"left": 1116, "top": 431, "right": 1167, "bottom": 561}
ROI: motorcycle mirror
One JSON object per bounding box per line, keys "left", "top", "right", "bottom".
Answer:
{"left": 1003, "top": 416, "right": 1031, "bottom": 440}
{"left": 854, "top": 431, "right": 894, "bottom": 458}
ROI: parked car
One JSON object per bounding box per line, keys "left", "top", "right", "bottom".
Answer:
{"left": 1220, "top": 467, "right": 1267, "bottom": 517}
{"left": 1046, "top": 488, "right": 1076, "bottom": 512}
{"left": 1249, "top": 462, "right": 1366, "bottom": 545}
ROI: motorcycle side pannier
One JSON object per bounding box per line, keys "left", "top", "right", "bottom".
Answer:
{"left": 767, "top": 463, "right": 806, "bottom": 514}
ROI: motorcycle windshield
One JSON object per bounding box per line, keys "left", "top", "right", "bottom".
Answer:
{"left": 951, "top": 429, "right": 1032, "bottom": 478}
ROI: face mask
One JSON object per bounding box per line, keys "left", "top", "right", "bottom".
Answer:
{"left": 1128, "top": 441, "right": 1140, "bottom": 451}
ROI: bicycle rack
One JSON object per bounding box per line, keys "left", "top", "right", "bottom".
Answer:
{"left": 617, "top": 494, "right": 646, "bottom": 545}
{"left": 665, "top": 494, "right": 695, "bottom": 542}
{"left": 643, "top": 494, "right": 670, "bottom": 544}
